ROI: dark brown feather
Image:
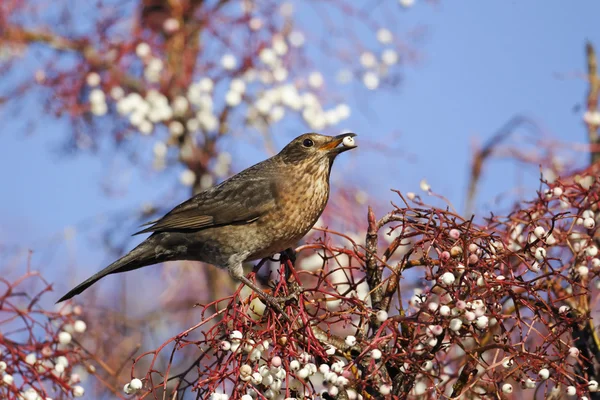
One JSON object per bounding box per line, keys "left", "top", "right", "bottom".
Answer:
{"left": 134, "top": 166, "right": 280, "bottom": 235}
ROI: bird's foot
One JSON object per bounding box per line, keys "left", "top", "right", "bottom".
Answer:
{"left": 278, "top": 248, "right": 297, "bottom": 283}
{"left": 269, "top": 284, "right": 301, "bottom": 304}
{"left": 257, "top": 292, "right": 293, "bottom": 323}
{"left": 237, "top": 275, "right": 294, "bottom": 323}
{"left": 281, "top": 247, "right": 297, "bottom": 265}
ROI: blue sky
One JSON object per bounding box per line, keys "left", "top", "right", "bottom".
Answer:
{"left": 1, "top": 1, "right": 599, "bottom": 287}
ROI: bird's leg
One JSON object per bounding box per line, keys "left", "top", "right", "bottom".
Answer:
{"left": 236, "top": 273, "right": 299, "bottom": 304}
{"left": 280, "top": 247, "right": 302, "bottom": 296}
{"left": 249, "top": 254, "right": 298, "bottom": 298}
{"left": 236, "top": 274, "right": 295, "bottom": 323}
{"left": 228, "top": 263, "right": 295, "bottom": 322}
{"left": 281, "top": 247, "right": 297, "bottom": 265}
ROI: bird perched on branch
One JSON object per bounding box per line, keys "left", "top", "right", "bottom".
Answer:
{"left": 57, "top": 133, "right": 357, "bottom": 305}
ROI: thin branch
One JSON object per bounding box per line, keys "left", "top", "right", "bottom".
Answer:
{"left": 3, "top": 26, "right": 144, "bottom": 93}
{"left": 585, "top": 41, "right": 600, "bottom": 165}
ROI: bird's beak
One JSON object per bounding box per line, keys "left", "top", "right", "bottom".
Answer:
{"left": 319, "top": 133, "right": 358, "bottom": 154}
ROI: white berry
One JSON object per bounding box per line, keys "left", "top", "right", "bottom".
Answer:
{"left": 73, "top": 320, "right": 87, "bottom": 333}
{"left": 533, "top": 226, "right": 546, "bottom": 238}
{"left": 379, "top": 384, "right": 391, "bottom": 395}
{"left": 439, "top": 305, "right": 451, "bottom": 316}
{"left": 587, "top": 245, "right": 599, "bottom": 257}
{"left": 376, "top": 310, "right": 388, "bottom": 322}
{"left": 525, "top": 378, "right": 536, "bottom": 388}
{"left": 439, "top": 272, "right": 456, "bottom": 286}
{"left": 345, "top": 335, "right": 357, "bottom": 346}
{"left": 297, "top": 368, "right": 309, "bottom": 379}
{"left": 371, "top": 349, "right": 382, "bottom": 360}
{"left": 129, "top": 378, "right": 143, "bottom": 391}
{"left": 534, "top": 247, "right": 547, "bottom": 260}
{"left": 475, "top": 316, "right": 489, "bottom": 329}
{"left": 73, "top": 386, "right": 85, "bottom": 397}
{"left": 220, "top": 341, "right": 231, "bottom": 351}
{"left": 449, "top": 318, "right": 463, "bottom": 332}
{"left": 342, "top": 135, "right": 356, "bottom": 147}
{"left": 568, "top": 347, "right": 580, "bottom": 357}
{"left": 58, "top": 331, "right": 72, "bottom": 345}
{"left": 25, "top": 353, "right": 37, "bottom": 365}
{"left": 289, "top": 360, "right": 300, "bottom": 371}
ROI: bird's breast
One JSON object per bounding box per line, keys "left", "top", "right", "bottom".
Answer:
{"left": 280, "top": 165, "right": 330, "bottom": 228}
{"left": 248, "top": 161, "right": 330, "bottom": 259}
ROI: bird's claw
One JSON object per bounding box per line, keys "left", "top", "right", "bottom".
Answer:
{"left": 281, "top": 248, "right": 297, "bottom": 265}
{"left": 257, "top": 293, "right": 294, "bottom": 323}
{"left": 269, "top": 287, "right": 300, "bottom": 304}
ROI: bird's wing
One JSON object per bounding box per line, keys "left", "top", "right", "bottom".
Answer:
{"left": 134, "top": 173, "right": 279, "bottom": 235}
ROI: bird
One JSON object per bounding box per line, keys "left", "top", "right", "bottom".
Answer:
{"left": 57, "top": 132, "right": 357, "bottom": 305}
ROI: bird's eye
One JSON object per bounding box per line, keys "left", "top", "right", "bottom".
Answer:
{"left": 303, "top": 138, "right": 314, "bottom": 147}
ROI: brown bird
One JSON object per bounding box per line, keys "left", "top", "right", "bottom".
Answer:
{"left": 57, "top": 133, "right": 357, "bottom": 304}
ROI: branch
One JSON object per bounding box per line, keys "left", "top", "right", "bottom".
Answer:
{"left": 365, "top": 206, "right": 383, "bottom": 310}
{"left": 585, "top": 41, "right": 600, "bottom": 165}
{"left": 3, "top": 25, "right": 145, "bottom": 93}
{"left": 464, "top": 115, "right": 537, "bottom": 216}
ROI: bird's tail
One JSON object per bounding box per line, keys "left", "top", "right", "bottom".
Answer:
{"left": 57, "top": 235, "right": 168, "bottom": 303}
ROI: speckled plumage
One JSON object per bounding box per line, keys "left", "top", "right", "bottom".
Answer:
{"left": 58, "top": 133, "right": 356, "bottom": 303}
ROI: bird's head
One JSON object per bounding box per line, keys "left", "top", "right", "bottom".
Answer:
{"left": 278, "top": 133, "right": 357, "bottom": 168}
